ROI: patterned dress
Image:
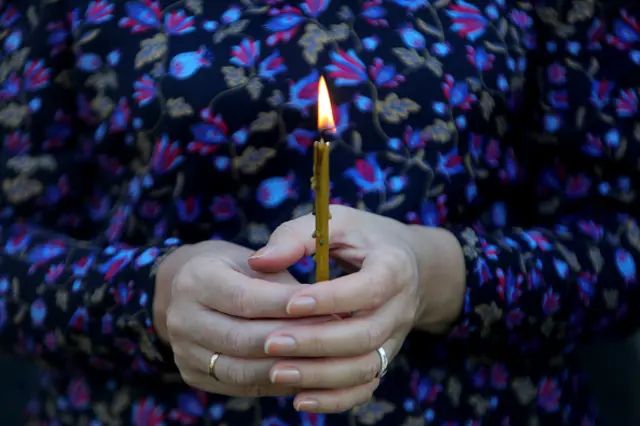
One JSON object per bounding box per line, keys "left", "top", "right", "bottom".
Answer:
{"left": 1, "top": 0, "right": 639, "bottom": 424}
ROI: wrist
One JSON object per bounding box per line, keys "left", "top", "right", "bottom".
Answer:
{"left": 405, "top": 225, "right": 466, "bottom": 333}
{"left": 153, "top": 244, "right": 197, "bottom": 343}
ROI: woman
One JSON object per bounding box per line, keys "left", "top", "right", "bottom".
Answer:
{"left": 1, "top": 0, "right": 638, "bottom": 424}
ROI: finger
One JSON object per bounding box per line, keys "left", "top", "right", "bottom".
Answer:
{"left": 174, "top": 254, "right": 311, "bottom": 318}
{"left": 264, "top": 302, "right": 400, "bottom": 357}
{"left": 214, "top": 355, "right": 279, "bottom": 386}
{"left": 248, "top": 206, "right": 351, "bottom": 273}
{"left": 293, "top": 381, "right": 379, "bottom": 413}
{"left": 170, "top": 307, "right": 333, "bottom": 358}
{"left": 256, "top": 270, "right": 300, "bottom": 285}
{"left": 179, "top": 358, "right": 299, "bottom": 398}
{"left": 269, "top": 339, "right": 397, "bottom": 388}
{"left": 182, "top": 366, "right": 299, "bottom": 398}
{"left": 283, "top": 247, "right": 412, "bottom": 316}
{"left": 177, "top": 343, "right": 276, "bottom": 386}
{"left": 174, "top": 343, "right": 300, "bottom": 396}
{"left": 248, "top": 213, "right": 316, "bottom": 273}
{"left": 269, "top": 352, "right": 380, "bottom": 389}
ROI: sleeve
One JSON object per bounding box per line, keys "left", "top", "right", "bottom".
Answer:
{"left": 0, "top": 1, "right": 179, "bottom": 375}
{"left": 445, "top": 3, "right": 640, "bottom": 351}
{"left": 448, "top": 218, "right": 640, "bottom": 350}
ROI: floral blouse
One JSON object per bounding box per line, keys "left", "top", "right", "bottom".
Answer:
{"left": 1, "top": 0, "right": 639, "bottom": 424}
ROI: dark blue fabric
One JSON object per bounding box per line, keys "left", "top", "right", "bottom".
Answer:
{"left": 1, "top": 0, "right": 640, "bottom": 424}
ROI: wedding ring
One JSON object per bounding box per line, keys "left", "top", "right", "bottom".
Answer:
{"left": 208, "top": 352, "right": 221, "bottom": 380}
{"left": 375, "top": 346, "right": 389, "bottom": 378}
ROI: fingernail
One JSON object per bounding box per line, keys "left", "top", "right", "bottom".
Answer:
{"left": 287, "top": 296, "right": 317, "bottom": 315}
{"left": 270, "top": 367, "right": 301, "bottom": 384}
{"left": 295, "top": 398, "right": 319, "bottom": 412}
{"left": 264, "top": 336, "right": 297, "bottom": 354}
{"left": 250, "top": 246, "right": 277, "bottom": 259}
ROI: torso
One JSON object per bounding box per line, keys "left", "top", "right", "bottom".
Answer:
{"left": 44, "top": 0, "right": 535, "bottom": 252}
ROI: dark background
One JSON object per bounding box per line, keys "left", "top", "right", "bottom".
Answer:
{"left": 0, "top": 337, "right": 638, "bottom": 425}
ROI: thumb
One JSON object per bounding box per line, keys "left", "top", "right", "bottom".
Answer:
{"left": 248, "top": 213, "right": 319, "bottom": 273}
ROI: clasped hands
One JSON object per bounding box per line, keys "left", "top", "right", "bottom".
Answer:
{"left": 154, "top": 206, "right": 465, "bottom": 414}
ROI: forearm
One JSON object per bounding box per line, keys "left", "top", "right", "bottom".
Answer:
{"left": 406, "top": 225, "right": 466, "bottom": 334}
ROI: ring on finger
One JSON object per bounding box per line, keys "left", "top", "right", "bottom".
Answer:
{"left": 208, "top": 352, "right": 221, "bottom": 381}
{"left": 375, "top": 346, "right": 389, "bottom": 378}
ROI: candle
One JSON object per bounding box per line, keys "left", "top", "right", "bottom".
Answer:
{"left": 313, "top": 76, "right": 335, "bottom": 283}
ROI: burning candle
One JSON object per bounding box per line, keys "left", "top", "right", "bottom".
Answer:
{"left": 312, "top": 76, "right": 334, "bottom": 283}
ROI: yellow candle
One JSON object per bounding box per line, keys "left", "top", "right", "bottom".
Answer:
{"left": 314, "top": 139, "right": 330, "bottom": 282}
{"left": 313, "top": 76, "right": 334, "bottom": 283}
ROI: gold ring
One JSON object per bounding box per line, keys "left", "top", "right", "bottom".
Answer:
{"left": 208, "top": 352, "right": 221, "bottom": 380}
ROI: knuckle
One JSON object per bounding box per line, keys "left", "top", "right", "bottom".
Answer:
{"left": 360, "top": 360, "right": 379, "bottom": 384}
{"left": 297, "top": 367, "right": 319, "bottom": 385}
{"left": 277, "top": 222, "right": 309, "bottom": 254}
{"left": 174, "top": 256, "right": 223, "bottom": 295}
{"left": 231, "top": 284, "right": 257, "bottom": 318}
{"left": 401, "top": 301, "right": 417, "bottom": 327}
{"left": 329, "top": 399, "right": 349, "bottom": 413}
{"left": 165, "top": 307, "right": 184, "bottom": 339}
{"left": 190, "top": 320, "right": 209, "bottom": 347}
{"left": 245, "top": 385, "right": 294, "bottom": 397}
{"left": 325, "top": 289, "right": 339, "bottom": 313}
{"left": 357, "top": 390, "right": 375, "bottom": 407}
{"left": 171, "top": 272, "right": 194, "bottom": 298}
{"left": 368, "top": 275, "right": 386, "bottom": 308}
{"left": 172, "top": 275, "right": 205, "bottom": 306}
{"left": 223, "top": 362, "right": 252, "bottom": 386}
{"left": 246, "top": 385, "right": 288, "bottom": 398}
{"left": 384, "top": 255, "right": 401, "bottom": 282}
{"left": 310, "top": 333, "right": 326, "bottom": 353}
{"left": 171, "top": 343, "right": 187, "bottom": 364}
{"left": 394, "top": 246, "right": 417, "bottom": 286}
{"left": 175, "top": 256, "right": 205, "bottom": 285}
{"left": 177, "top": 368, "right": 197, "bottom": 388}
{"left": 223, "top": 327, "right": 249, "bottom": 356}
{"left": 364, "top": 325, "right": 385, "bottom": 351}
{"left": 173, "top": 356, "right": 186, "bottom": 374}
{"left": 244, "top": 385, "right": 264, "bottom": 397}
{"left": 277, "top": 222, "right": 299, "bottom": 239}
{"left": 361, "top": 271, "right": 386, "bottom": 308}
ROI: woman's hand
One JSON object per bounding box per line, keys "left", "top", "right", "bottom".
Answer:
{"left": 153, "top": 240, "right": 330, "bottom": 397}
{"left": 249, "top": 205, "right": 466, "bottom": 412}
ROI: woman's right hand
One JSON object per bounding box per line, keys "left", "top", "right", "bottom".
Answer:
{"left": 153, "top": 240, "right": 321, "bottom": 397}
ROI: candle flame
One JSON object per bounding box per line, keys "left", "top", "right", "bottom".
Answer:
{"left": 317, "top": 76, "right": 335, "bottom": 133}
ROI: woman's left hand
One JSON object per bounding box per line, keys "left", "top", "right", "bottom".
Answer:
{"left": 248, "top": 205, "right": 466, "bottom": 413}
